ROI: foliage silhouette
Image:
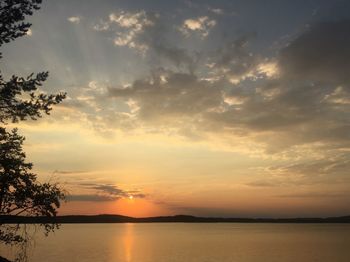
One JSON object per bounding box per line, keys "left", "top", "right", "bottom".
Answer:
{"left": 0, "top": 0, "right": 65, "bottom": 123}
{"left": 0, "top": 0, "right": 66, "bottom": 260}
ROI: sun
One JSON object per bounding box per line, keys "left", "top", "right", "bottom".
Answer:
{"left": 128, "top": 195, "right": 134, "bottom": 200}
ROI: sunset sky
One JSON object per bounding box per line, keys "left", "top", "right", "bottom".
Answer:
{"left": 1, "top": 0, "right": 350, "bottom": 217}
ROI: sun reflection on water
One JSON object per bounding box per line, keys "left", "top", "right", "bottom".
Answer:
{"left": 123, "top": 223, "right": 134, "bottom": 262}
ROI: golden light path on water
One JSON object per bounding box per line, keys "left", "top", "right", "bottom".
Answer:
{"left": 123, "top": 223, "right": 134, "bottom": 262}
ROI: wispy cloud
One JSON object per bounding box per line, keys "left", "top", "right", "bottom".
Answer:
{"left": 67, "top": 183, "right": 146, "bottom": 202}
{"left": 67, "top": 16, "right": 81, "bottom": 24}
{"left": 67, "top": 194, "right": 117, "bottom": 202}
{"left": 93, "top": 10, "right": 156, "bottom": 53}
{"left": 179, "top": 16, "right": 216, "bottom": 38}
{"left": 53, "top": 170, "right": 88, "bottom": 175}
{"left": 277, "top": 192, "right": 348, "bottom": 198}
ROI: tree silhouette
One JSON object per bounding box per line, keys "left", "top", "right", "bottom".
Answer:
{"left": 0, "top": 0, "right": 65, "bottom": 122}
{"left": 0, "top": 0, "right": 66, "bottom": 260}
{"left": 0, "top": 128, "right": 65, "bottom": 241}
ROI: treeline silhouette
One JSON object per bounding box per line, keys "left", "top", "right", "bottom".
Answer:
{"left": 1, "top": 214, "right": 350, "bottom": 224}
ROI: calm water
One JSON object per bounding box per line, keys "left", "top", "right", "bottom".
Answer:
{"left": 1, "top": 223, "right": 350, "bottom": 262}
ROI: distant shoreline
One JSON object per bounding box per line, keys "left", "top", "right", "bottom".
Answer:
{"left": 1, "top": 214, "right": 350, "bottom": 224}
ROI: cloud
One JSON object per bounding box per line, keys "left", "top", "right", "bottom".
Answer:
{"left": 276, "top": 153, "right": 350, "bottom": 182}
{"left": 26, "top": 28, "right": 32, "bottom": 36}
{"left": 209, "top": 36, "right": 262, "bottom": 84}
{"left": 180, "top": 16, "right": 216, "bottom": 38}
{"left": 247, "top": 151, "right": 350, "bottom": 188}
{"left": 53, "top": 170, "right": 88, "bottom": 175}
{"left": 278, "top": 20, "right": 350, "bottom": 86}
{"left": 50, "top": 13, "right": 350, "bottom": 161}
{"left": 93, "top": 9, "right": 202, "bottom": 70}
{"left": 78, "top": 20, "right": 349, "bottom": 159}
{"left": 201, "top": 20, "right": 350, "bottom": 153}
{"left": 277, "top": 192, "right": 348, "bottom": 198}
{"left": 67, "top": 194, "right": 117, "bottom": 202}
{"left": 108, "top": 70, "right": 224, "bottom": 122}
{"left": 208, "top": 8, "right": 224, "bottom": 15}
{"left": 68, "top": 16, "right": 81, "bottom": 24}
{"left": 94, "top": 10, "right": 157, "bottom": 53}
{"left": 245, "top": 180, "right": 280, "bottom": 187}
{"left": 67, "top": 183, "right": 147, "bottom": 202}
{"left": 92, "top": 184, "right": 129, "bottom": 196}
{"left": 151, "top": 45, "right": 199, "bottom": 72}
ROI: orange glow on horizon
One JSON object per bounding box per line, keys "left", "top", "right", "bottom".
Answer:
{"left": 112, "top": 198, "right": 172, "bottom": 217}
{"left": 60, "top": 198, "right": 174, "bottom": 218}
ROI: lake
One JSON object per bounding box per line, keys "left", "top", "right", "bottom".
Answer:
{"left": 1, "top": 223, "right": 350, "bottom": 262}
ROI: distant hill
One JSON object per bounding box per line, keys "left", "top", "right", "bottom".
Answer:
{"left": 1, "top": 214, "right": 350, "bottom": 224}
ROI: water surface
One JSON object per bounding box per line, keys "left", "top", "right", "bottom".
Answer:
{"left": 1, "top": 223, "right": 350, "bottom": 262}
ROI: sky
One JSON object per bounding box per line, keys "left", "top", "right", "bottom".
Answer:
{"left": 1, "top": 0, "right": 350, "bottom": 218}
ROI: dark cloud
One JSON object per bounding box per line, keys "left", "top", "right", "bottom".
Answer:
{"left": 92, "top": 184, "right": 129, "bottom": 197}
{"left": 68, "top": 183, "right": 147, "bottom": 202}
{"left": 67, "top": 194, "right": 117, "bottom": 202}
{"left": 211, "top": 35, "right": 261, "bottom": 83}
{"left": 108, "top": 70, "right": 224, "bottom": 121}
{"left": 151, "top": 44, "right": 199, "bottom": 72}
{"left": 279, "top": 20, "right": 350, "bottom": 86}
